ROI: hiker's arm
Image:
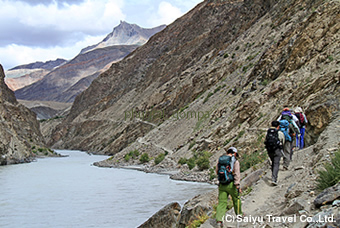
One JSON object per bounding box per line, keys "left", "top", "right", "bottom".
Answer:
{"left": 234, "top": 160, "right": 241, "bottom": 187}
{"left": 216, "top": 161, "right": 219, "bottom": 175}
{"left": 304, "top": 113, "right": 308, "bottom": 124}
{"left": 291, "top": 121, "right": 300, "bottom": 134}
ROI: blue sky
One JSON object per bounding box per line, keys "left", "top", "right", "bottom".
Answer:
{"left": 0, "top": 0, "right": 202, "bottom": 70}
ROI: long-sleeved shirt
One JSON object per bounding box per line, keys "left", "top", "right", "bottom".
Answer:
{"left": 233, "top": 160, "right": 241, "bottom": 186}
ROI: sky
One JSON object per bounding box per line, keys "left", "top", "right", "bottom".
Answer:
{"left": 0, "top": 0, "right": 203, "bottom": 71}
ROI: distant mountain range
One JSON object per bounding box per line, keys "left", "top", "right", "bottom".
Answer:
{"left": 9, "top": 21, "right": 165, "bottom": 119}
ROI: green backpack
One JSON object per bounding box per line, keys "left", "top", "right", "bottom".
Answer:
{"left": 217, "top": 155, "right": 234, "bottom": 184}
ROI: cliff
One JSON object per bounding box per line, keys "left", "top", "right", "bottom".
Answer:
{"left": 0, "top": 65, "right": 46, "bottom": 165}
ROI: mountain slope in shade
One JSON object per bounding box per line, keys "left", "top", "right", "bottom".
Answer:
{"left": 8, "top": 58, "right": 67, "bottom": 71}
{"left": 15, "top": 45, "right": 139, "bottom": 103}
{"left": 80, "top": 21, "right": 166, "bottom": 54}
{"left": 0, "top": 65, "right": 46, "bottom": 165}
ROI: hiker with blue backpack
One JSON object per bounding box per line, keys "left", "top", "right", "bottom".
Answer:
{"left": 294, "top": 107, "right": 308, "bottom": 149}
{"left": 264, "top": 121, "right": 285, "bottom": 186}
{"left": 215, "top": 147, "right": 242, "bottom": 228}
{"left": 277, "top": 107, "right": 300, "bottom": 170}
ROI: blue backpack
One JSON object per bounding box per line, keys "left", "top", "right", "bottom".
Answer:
{"left": 279, "top": 119, "right": 291, "bottom": 142}
{"left": 217, "top": 155, "right": 234, "bottom": 184}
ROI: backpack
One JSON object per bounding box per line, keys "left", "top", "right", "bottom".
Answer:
{"left": 279, "top": 119, "right": 291, "bottom": 142}
{"left": 217, "top": 155, "right": 234, "bottom": 184}
{"left": 295, "top": 112, "right": 305, "bottom": 127}
{"left": 264, "top": 128, "right": 281, "bottom": 152}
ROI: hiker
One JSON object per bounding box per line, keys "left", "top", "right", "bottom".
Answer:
{"left": 294, "top": 107, "right": 308, "bottom": 149}
{"left": 264, "top": 121, "right": 285, "bottom": 186}
{"left": 277, "top": 107, "right": 300, "bottom": 169}
{"left": 215, "top": 147, "right": 242, "bottom": 227}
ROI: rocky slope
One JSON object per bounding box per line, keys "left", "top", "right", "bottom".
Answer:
{"left": 4, "top": 58, "right": 67, "bottom": 91}
{"left": 47, "top": 0, "right": 338, "bottom": 163}
{"left": 15, "top": 45, "right": 139, "bottom": 103}
{"left": 0, "top": 65, "right": 47, "bottom": 165}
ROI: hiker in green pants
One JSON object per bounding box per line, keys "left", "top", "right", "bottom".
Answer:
{"left": 215, "top": 147, "right": 243, "bottom": 227}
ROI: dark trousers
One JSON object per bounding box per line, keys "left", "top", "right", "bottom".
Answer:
{"left": 268, "top": 148, "right": 282, "bottom": 182}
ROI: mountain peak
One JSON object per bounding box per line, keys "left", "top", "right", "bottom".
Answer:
{"left": 80, "top": 21, "right": 166, "bottom": 54}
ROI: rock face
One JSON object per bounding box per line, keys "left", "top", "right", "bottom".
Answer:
{"left": 314, "top": 183, "right": 340, "bottom": 208}
{"left": 0, "top": 65, "right": 45, "bottom": 165}
{"left": 138, "top": 202, "right": 181, "bottom": 228}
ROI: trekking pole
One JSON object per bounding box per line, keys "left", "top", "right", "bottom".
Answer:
{"left": 237, "top": 187, "right": 240, "bottom": 228}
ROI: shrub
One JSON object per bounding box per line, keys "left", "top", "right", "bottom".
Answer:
{"left": 209, "top": 167, "right": 216, "bottom": 180}
{"left": 140, "top": 153, "right": 150, "bottom": 163}
{"left": 178, "top": 157, "right": 187, "bottom": 165}
{"left": 129, "top": 149, "right": 140, "bottom": 158}
{"left": 187, "top": 157, "right": 196, "bottom": 170}
{"left": 196, "top": 151, "right": 212, "bottom": 170}
{"left": 124, "top": 154, "right": 130, "bottom": 162}
{"left": 154, "top": 153, "right": 166, "bottom": 165}
{"left": 316, "top": 149, "right": 340, "bottom": 191}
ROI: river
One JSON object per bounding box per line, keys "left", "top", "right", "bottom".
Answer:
{"left": 0, "top": 150, "right": 216, "bottom": 228}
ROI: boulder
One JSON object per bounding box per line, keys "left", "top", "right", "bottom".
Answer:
{"left": 178, "top": 189, "right": 217, "bottom": 228}
{"left": 314, "top": 183, "right": 340, "bottom": 208}
{"left": 137, "top": 202, "right": 181, "bottom": 228}
{"left": 241, "top": 169, "right": 264, "bottom": 190}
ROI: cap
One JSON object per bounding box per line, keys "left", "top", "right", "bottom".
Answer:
{"left": 227, "top": 147, "right": 237, "bottom": 153}
{"left": 294, "top": 107, "right": 303, "bottom": 113}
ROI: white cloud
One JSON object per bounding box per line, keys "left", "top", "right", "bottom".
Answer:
{"left": 147, "top": 1, "right": 183, "bottom": 27}
{"left": 8, "top": 0, "right": 125, "bottom": 33}
{"left": 0, "top": 34, "right": 104, "bottom": 71}
{"left": 0, "top": 0, "right": 203, "bottom": 70}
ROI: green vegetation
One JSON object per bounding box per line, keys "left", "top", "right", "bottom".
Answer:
{"left": 328, "top": 55, "right": 334, "bottom": 61}
{"left": 235, "top": 130, "right": 245, "bottom": 141}
{"left": 189, "top": 141, "right": 196, "bottom": 150}
{"left": 154, "top": 153, "right": 166, "bottom": 165}
{"left": 196, "top": 151, "right": 212, "bottom": 170}
{"left": 124, "top": 149, "right": 140, "bottom": 162}
{"left": 187, "top": 157, "right": 196, "bottom": 170}
{"left": 186, "top": 213, "right": 209, "bottom": 228}
{"left": 39, "top": 115, "right": 64, "bottom": 123}
{"left": 316, "top": 149, "right": 340, "bottom": 191}
{"left": 261, "top": 79, "right": 269, "bottom": 86}
{"left": 209, "top": 167, "right": 216, "bottom": 180}
{"left": 239, "top": 150, "right": 267, "bottom": 172}
{"left": 140, "top": 153, "right": 150, "bottom": 163}
{"left": 224, "top": 53, "right": 229, "bottom": 58}
{"left": 203, "top": 92, "right": 214, "bottom": 104}
{"left": 178, "top": 150, "right": 212, "bottom": 170}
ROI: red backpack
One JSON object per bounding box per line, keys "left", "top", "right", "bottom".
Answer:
{"left": 295, "top": 113, "right": 305, "bottom": 127}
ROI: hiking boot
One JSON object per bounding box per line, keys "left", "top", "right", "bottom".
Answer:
{"left": 271, "top": 180, "right": 278, "bottom": 186}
